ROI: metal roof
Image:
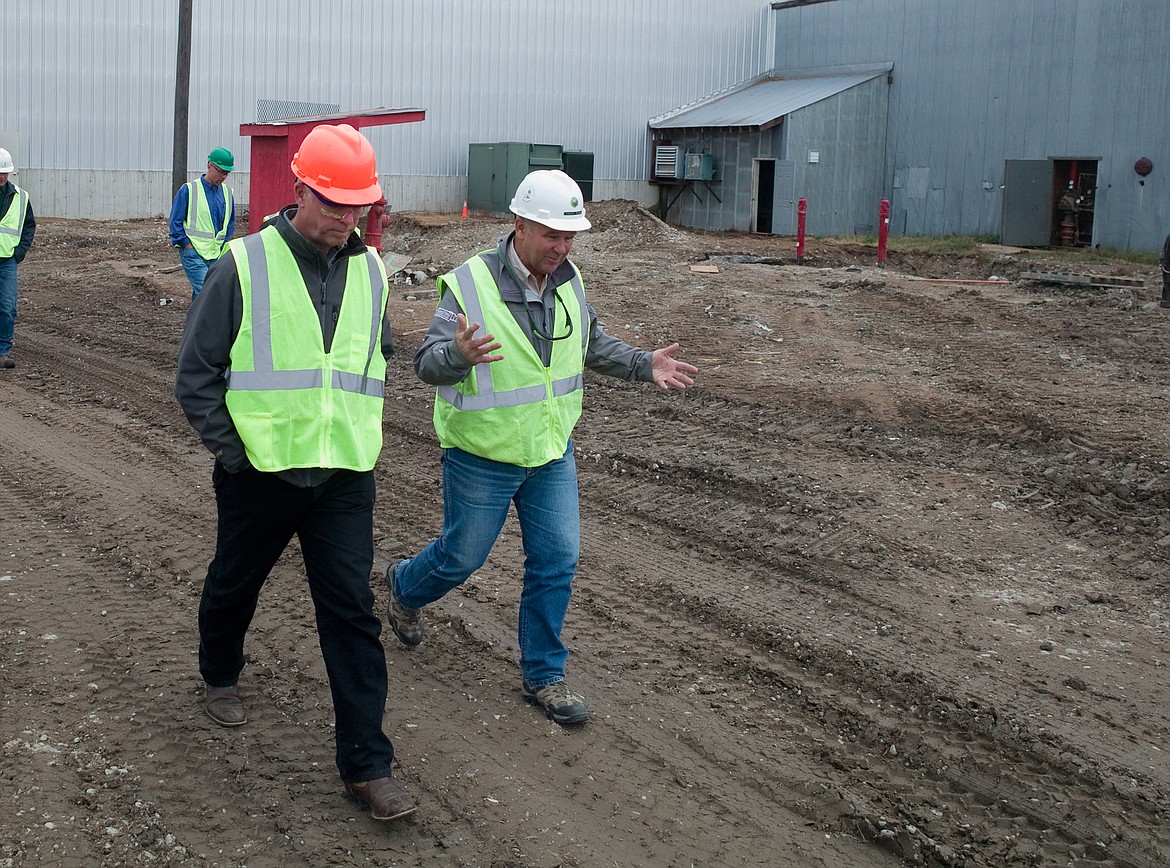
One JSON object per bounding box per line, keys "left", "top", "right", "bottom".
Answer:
{"left": 649, "top": 63, "right": 893, "bottom": 130}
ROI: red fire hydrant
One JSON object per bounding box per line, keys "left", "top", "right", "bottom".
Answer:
{"left": 362, "top": 198, "right": 392, "bottom": 252}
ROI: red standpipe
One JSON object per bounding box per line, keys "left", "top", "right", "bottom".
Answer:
{"left": 877, "top": 198, "right": 890, "bottom": 267}
{"left": 796, "top": 198, "right": 807, "bottom": 264}
{"left": 362, "top": 198, "right": 391, "bottom": 252}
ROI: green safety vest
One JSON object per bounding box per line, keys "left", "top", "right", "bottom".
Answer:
{"left": 433, "top": 255, "right": 588, "bottom": 468}
{"left": 224, "top": 227, "right": 389, "bottom": 472}
{"left": 184, "top": 178, "right": 233, "bottom": 260}
{"left": 0, "top": 184, "right": 30, "bottom": 259}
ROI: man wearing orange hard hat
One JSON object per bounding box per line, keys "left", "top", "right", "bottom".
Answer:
{"left": 176, "top": 123, "right": 413, "bottom": 822}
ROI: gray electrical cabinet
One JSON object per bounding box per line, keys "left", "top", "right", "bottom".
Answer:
{"left": 1001, "top": 159, "right": 1053, "bottom": 247}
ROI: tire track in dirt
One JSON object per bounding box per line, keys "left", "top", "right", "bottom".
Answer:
{"left": 3, "top": 351, "right": 889, "bottom": 866}
{"left": 0, "top": 367, "right": 521, "bottom": 865}
{"left": 9, "top": 214, "right": 1169, "bottom": 866}
{"left": 383, "top": 283, "right": 1170, "bottom": 864}
{"left": 565, "top": 372, "right": 1170, "bottom": 865}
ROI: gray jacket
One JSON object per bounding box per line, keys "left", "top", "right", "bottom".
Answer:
{"left": 174, "top": 207, "right": 395, "bottom": 481}
{"left": 415, "top": 232, "right": 653, "bottom": 387}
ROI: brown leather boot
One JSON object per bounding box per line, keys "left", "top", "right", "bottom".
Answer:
{"left": 344, "top": 776, "right": 417, "bottom": 821}
{"left": 204, "top": 684, "right": 247, "bottom": 727}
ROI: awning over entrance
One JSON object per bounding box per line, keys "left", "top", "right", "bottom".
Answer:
{"left": 649, "top": 63, "right": 892, "bottom": 131}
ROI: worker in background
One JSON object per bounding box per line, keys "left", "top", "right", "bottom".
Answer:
{"left": 175, "top": 124, "right": 414, "bottom": 822}
{"left": 384, "top": 169, "right": 698, "bottom": 726}
{"left": 0, "top": 147, "right": 36, "bottom": 370}
{"left": 169, "top": 147, "right": 236, "bottom": 300}
{"left": 1161, "top": 230, "right": 1170, "bottom": 309}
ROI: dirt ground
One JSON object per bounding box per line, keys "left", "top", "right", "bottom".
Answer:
{"left": 2, "top": 201, "right": 1169, "bottom": 868}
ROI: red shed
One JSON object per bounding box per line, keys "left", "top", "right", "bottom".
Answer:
{"left": 239, "top": 107, "right": 426, "bottom": 231}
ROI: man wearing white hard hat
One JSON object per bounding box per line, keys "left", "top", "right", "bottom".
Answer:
{"left": 0, "top": 147, "right": 36, "bottom": 370}
{"left": 384, "top": 169, "right": 698, "bottom": 725}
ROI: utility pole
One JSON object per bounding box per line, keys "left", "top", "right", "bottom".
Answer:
{"left": 171, "top": 0, "right": 192, "bottom": 196}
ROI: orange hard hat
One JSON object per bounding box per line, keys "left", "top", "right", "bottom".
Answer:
{"left": 290, "top": 123, "right": 382, "bottom": 205}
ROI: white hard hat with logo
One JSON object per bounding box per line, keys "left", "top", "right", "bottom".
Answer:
{"left": 0, "top": 148, "right": 14, "bottom": 174}
{"left": 509, "top": 169, "right": 591, "bottom": 231}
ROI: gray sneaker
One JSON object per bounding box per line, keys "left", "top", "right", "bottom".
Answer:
{"left": 385, "top": 560, "right": 424, "bottom": 647}
{"left": 522, "top": 681, "right": 590, "bottom": 725}
{"left": 0, "top": 355, "right": 14, "bottom": 369}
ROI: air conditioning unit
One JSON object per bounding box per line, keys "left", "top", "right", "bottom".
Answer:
{"left": 685, "top": 152, "right": 715, "bottom": 181}
{"left": 653, "top": 145, "right": 683, "bottom": 179}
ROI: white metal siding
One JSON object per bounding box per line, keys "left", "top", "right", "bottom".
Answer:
{"left": 4, "top": 0, "right": 775, "bottom": 218}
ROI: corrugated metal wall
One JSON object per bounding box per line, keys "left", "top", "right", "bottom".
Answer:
{"left": 784, "top": 74, "right": 890, "bottom": 237}
{"left": 771, "top": 0, "right": 1170, "bottom": 252}
{"left": 3, "top": 0, "right": 774, "bottom": 219}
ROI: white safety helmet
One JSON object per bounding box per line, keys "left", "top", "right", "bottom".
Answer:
{"left": 509, "top": 169, "right": 591, "bottom": 231}
{"left": 0, "top": 148, "right": 13, "bottom": 174}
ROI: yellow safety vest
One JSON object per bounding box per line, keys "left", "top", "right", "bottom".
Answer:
{"left": 0, "top": 184, "right": 30, "bottom": 259}
{"left": 224, "top": 227, "right": 389, "bottom": 472}
{"left": 433, "top": 255, "right": 588, "bottom": 468}
{"left": 184, "top": 178, "right": 233, "bottom": 260}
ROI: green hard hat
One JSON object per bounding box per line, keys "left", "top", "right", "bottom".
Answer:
{"left": 208, "top": 147, "right": 234, "bottom": 171}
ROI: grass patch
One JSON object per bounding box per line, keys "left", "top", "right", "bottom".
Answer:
{"left": 831, "top": 234, "right": 1159, "bottom": 266}
{"left": 833, "top": 234, "right": 989, "bottom": 254}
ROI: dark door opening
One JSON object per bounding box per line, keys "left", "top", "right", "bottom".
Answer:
{"left": 1051, "top": 159, "right": 1097, "bottom": 247}
{"left": 754, "top": 159, "right": 775, "bottom": 234}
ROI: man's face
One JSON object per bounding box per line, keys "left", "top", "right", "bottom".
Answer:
{"left": 513, "top": 218, "right": 575, "bottom": 280}
{"left": 291, "top": 182, "right": 366, "bottom": 253}
{"left": 206, "top": 164, "right": 231, "bottom": 187}
{"left": 0, "top": 173, "right": 8, "bottom": 187}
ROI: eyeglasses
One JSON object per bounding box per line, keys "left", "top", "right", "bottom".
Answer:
{"left": 522, "top": 287, "right": 575, "bottom": 342}
{"left": 308, "top": 187, "right": 371, "bottom": 222}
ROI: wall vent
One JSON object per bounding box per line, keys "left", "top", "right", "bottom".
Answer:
{"left": 654, "top": 145, "right": 683, "bottom": 179}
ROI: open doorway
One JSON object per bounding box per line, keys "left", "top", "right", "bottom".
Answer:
{"left": 752, "top": 158, "right": 776, "bottom": 233}
{"left": 751, "top": 158, "right": 796, "bottom": 235}
{"left": 1051, "top": 158, "right": 1098, "bottom": 247}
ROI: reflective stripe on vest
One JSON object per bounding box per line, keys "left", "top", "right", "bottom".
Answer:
{"left": 183, "top": 179, "right": 233, "bottom": 260}
{"left": 224, "top": 228, "right": 388, "bottom": 471}
{"left": 0, "top": 186, "right": 29, "bottom": 259}
{"left": 435, "top": 259, "right": 588, "bottom": 412}
{"left": 228, "top": 232, "right": 386, "bottom": 398}
{"left": 432, "top": 254, "right": 588, "bottom": 467}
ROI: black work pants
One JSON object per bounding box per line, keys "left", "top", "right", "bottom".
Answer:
{"left": 198, "top": 462, "right": 393, "bottom": 782}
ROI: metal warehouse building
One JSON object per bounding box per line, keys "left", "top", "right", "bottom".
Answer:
{"left": 1, "top": 0, "right": 772, "bottom": 220}
{"left": 4, "top": 0, "right": 1168, "bottom": 252}
{"left": 767, "top": 0, "right": 1167, "bottom": 252}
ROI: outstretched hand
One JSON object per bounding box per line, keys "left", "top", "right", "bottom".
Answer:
{"left": 650, "top": 342, "right": 698, "bottom": 391}
{"left": 454, "top": 313, "right": 504, "bottom": 365}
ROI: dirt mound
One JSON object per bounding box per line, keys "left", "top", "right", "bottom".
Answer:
{"left": 576, "top": 198, "right": 687, "bottom": 250}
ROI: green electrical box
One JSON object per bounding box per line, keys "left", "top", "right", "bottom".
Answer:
{"left": 466, "top": 142, "right": 566, "bottom": 213}
{"left": 562, "top": 150, "right": 594, "bottom": 202}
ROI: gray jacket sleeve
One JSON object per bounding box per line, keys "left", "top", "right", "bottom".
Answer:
{"left": 413, "top": 288, "right": 472, "bottom": 386}
{"left": 414, "top": 265, "right": 654, "bottom": 385}
{"left": 583, "top": 303, "right": 654, "bottom": 382}
{"left": 174, "top": 252, "right": 251, "bottom": 472}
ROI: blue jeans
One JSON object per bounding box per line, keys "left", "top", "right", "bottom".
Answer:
{"left": 179, "top": 246, "right": 212, "bottom": 300}
{"left": 397, "top": 445, "right": 580, "bottom": 687}
{"left": 0, "top": 257, "right": 17, "bottom": 355}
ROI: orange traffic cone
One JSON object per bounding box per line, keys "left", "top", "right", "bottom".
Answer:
{"left": 461, "top": 200, "right": 468, "bottom": 219}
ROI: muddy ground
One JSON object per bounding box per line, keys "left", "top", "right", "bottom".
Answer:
{"left": 2, "top": 201, "right": 1169, "bottom": 867}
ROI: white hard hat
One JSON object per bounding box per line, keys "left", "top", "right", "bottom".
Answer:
{"left": 509, "top": 169, "right": 591, "bottom": 231}
{"left": 0, "top": 148, "right": 13, "bottom": 174}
